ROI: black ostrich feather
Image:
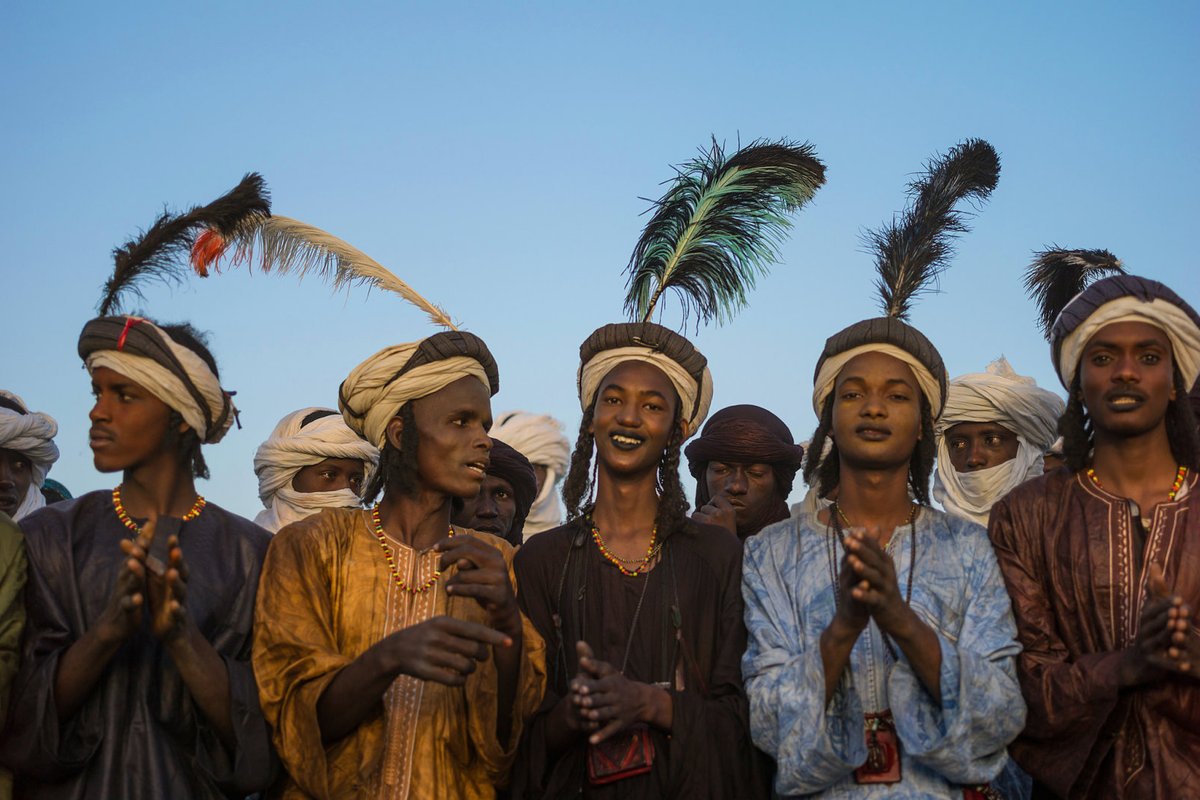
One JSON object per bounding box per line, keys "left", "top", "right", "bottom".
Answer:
{"left": 1024, "top": 247, "right": 1125, "bottom": 338}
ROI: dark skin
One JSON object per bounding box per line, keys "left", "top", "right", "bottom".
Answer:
{"left": 0, "top": 447, "right": 33, "bottom": 519}
{"left": 291, "top": 457, "right": 367, "bottom": 495}
{"left": 693, "top": 461, "right": 776, "bottom": 537}
{"left": 815, "top": 351, "right": 944, "bottom": 705}
{"left": 544, "top": 361, "right": 678, "bottom": 751}
{"left": 314, "top": 377, "right": 525, "bottom": 746}
{"left": 451, "top": 473, "right": 518, "bottom": 541}
{"left": 1075, "top": 321, "right": 1198, "bottom": 685}
{"left": 54, "top": 366, "right": 236, "bottom": 748}
{"left": 944, "top": 422, "right": 1020, "bottom": 472}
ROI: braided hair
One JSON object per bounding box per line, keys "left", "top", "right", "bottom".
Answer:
{"left": 158, "top": 322, "right": 218, "bottom": 480}
{"left": 363, "top": 403, "right": 420, "bottom": 504}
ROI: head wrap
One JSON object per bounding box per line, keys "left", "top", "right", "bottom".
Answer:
{"left": 933, "top": 357, "right": 1066, "bottom": 527}
{"left": 577, "top": 322, "right": 713, "bottom": 439}
{"left": 490, "top": 411, "right": 570, "bottom": 537}
{"left": 78, "top": 316, "right": 237, "bottom": 444}
{"left": 252, "top": 407, "right": 380, "bottom": 534}
{"left": 483, "top": 438, "right": 538, "bottom": 542}
{"left": 0, "top": 390, "right": 60, "bottom": 521}
{"left": 339, "top": 331, "right": 499, "bottom": 449}
{"left": 1051, "top": 274, "right": 1200, "bottom": 391}
{"left": 812, "top": 316, "right": 948, "bottom": 418}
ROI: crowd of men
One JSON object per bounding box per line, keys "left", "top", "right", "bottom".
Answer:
{"left": 1, "top": 160, "right": 1199, "bottom": 800}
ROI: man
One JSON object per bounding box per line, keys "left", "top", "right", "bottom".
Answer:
{"left": 742, "top": 315, "right": 1025, "bottom": 797}
{"left": 252, "top": 406, "right": 380, "bottom": 533}
{"left": 0, "top": 315, "right": 276, "bottom": 798}
{"left": 989, "top": 274, "right": 1200, "bottom": 798}
{"left": 0, "top": 391, "right": 60, "bottom": 522}
{"left": 0, "top": 513, "right": 24, "bottom": 800}
{"left": 685, "top": 404, "right": 804, "bottom": 540}
{"left": 513, "top": 321, "right": 764, "bottom": 799}
{"left": 933, "top": 357, "right": 1064, "bottom": 527}
{"left": 452, "top": 438, "right": 538, "bottom": 547}
{"left": 489, "top": 411, "right": 570, "bottom": 538}
{"left": 253, "top": 331, "right": 546, "bottom": 799}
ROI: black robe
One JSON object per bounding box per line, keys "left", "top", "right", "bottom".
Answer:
{"left": 511, "top": 517, "right": 766, "bottom": 799}
{"left": 0, "top": 491, "right": 276, "bottom": 798}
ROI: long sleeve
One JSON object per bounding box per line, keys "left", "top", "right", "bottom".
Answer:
{"left": 887, "top": 522, "right": 1024, "bottom": 784}
{"left": 741, "top": 529, "right": 866, "bottom": 796}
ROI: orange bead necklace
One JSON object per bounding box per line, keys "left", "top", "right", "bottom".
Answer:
{"left": 1086, "top": 465, "right": 1188, "bottom": 502}
{"left": 370, "top": 506, "right": 453, "bottom": 594}
{"left": 111, "top": 485, "right": 206, "bottom": 534}
{"left": 588, "top": 515, "right": 660, "bottom": 576}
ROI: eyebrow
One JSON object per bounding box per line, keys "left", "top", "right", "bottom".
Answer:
{"left": 838, "top": 376, "right": 915, "bottom": 389}
{"left": 1088, "top": 338, "right": 1168, "bottom": 350}
{"left": 601, "top": 383, "right": 668, "bottom": 400}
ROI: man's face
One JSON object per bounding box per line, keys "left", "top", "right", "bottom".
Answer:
{"left": 1079, "top": 321, "right": 1175, "bottom": 440}
{"left": 944, "top": 422, "right": 1019, "bottom": 473}
{"left": 88, "top": 366, "right": 178, "bottom": 473}
{"left": 704, "top": 461, "right": 777, "bottom": 529}
{"left": 0, "top": 447, "right": 33, "bottom": 517}
{"left": 589, "top": 360, "right": 680, "bottom": 477}
{"left": 452, "top": 473, "right": 518, "bottom": 541}
{"left": 291, "top": 457, "right": 367, "bottom": 496}
{"left": 398, "top": 376, "right": 493, "bottom": 499}
{"left": 830, "top": 351, "right": 922, "bottom": 472}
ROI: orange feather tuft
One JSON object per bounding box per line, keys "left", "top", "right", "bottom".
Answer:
{"left": 190, "top": 230, "right": 229, "bottom": 277}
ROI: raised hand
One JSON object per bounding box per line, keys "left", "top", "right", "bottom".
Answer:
{"left": 570, "top": 641, "right": 663, "bottom": 744}
{"left": 99, "top": 534, "right": 148, "bottom": 644}
{"left": 692, "top": 493, "right": 738, "bottom": 536}
{"left": 144, "top": 532, "right": 191, "bottom": 643}
{"left": 386, "top": 615, "right": 513, "bottom": 686}
{"left": 438, "top": 534, "right": 521, "bottom": 637}
{"left": 843, "top": 528, "right": 912, "bottom": 637}
{"left": 1145, "top": 563, "right": 1199, "bottom": 677}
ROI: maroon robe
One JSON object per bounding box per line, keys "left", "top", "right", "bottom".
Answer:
{"left": 988, "top": 469, "right": 1200, "bottom": 799}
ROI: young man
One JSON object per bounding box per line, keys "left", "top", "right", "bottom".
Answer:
{"left": 989, "top": 274, "right": 1200, "bottom": 798}
{"left": 742, "top": 316, "right": 1025, "bottom": 797}
{"left": 452, "top": 438, "right": 538, "bottom": 547}
{"left": 685, "top": 404, "right": 805, "bottom": 540}
{"left": 252, "top": 406, "right": 379, "bottom": 534}
{"left": 0, "top": 315, "right": 275, "bottom": 798}
{"left": 513, "top": 322, "right": 764, "bottom": 799}
{"left": 933, "top": 357, "right": 1064, "bottom": 527}
{"left": 489, "top": 411, "right": 571, "bottom": 538}
{"left": 253, "top": 331, "right": 546, "bottom": 799}
{"left": 0, "top": 391, "right": 60, "bottom": 522}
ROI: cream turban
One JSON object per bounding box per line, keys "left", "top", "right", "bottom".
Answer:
{"left": 339, "top": 331, "right": 499, "bottom": 449}
{"left": 252, "top": 408, "right": 380, "bottom": 533}
{"left": 490, "top": 410, "right": 571, "bottom": 536}
{"left": 0, "top": 390, "right": 60, "bottom": 521}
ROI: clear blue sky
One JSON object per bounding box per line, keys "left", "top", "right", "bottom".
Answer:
{"left": 4, "top": 1, "right": 1198, "bottom": 515}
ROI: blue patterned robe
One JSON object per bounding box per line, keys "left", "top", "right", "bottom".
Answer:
{"left": 741, "top": 507, "right": 1025, "bottom": 798}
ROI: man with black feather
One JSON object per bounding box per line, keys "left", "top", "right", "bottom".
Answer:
{"left": 741, "top": 141, "right": 1027, "bottom": 798}
{"left": 988, "top": 262, "right": 1200, "bottom": 798}
{"left": 0, "top": 175, "right": 279, "bottom": 798}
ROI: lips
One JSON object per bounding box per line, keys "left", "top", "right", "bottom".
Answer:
{"left": 609, "top": 431, "right": 646, "bottom": 451}
{"left": 855, "top": 425, "right": 891, "bottom": 441}
{"left": 89, "top": 427, "right": 115, "bottom": 449}
{"left": 471, "top": 522, "right": 503, "bottom": 535}
{"left": 465, "top": 460, "right": 489, "bottom": 477}
{"left": 0, "top": 494, "right": 18, "bottom": 515}
{"left": 1105, "top": 390, "right": 1146, "bottom": 412}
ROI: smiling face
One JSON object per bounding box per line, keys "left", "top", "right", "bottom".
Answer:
{"left": 1079, "top": 320, "right": 1176, "bottom": 440}
{"left": 451, "top": 473, "right": 518, "bottom": 541}
{"left": 291, "top": 457, "right": 367, "bottom": 495}
{"left": 88, "top": 366, "right": 179, "bottom": 474}
{"left": 704, "top": 461, "right": 778, "bottom": 528}
{"left": 589, "top": 360, "right": 680, "bottom": 477}
{"left": 830, "top": 351, "right": 923, "bottom": 472}
{"left": 394, "top": 376, "right": 493, "bottom": 500}
{"left": 0, "top": 447, "right": 33, "bottom": 517}
{"left": 944, "top": 421, "right": 1020, "bottom": 473}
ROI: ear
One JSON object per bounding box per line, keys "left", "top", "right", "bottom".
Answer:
{"left": 385, "top": 413, "right": 405, "bottom": 450}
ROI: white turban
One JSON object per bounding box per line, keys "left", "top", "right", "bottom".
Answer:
{"left": 253, "top": 408, "right": 380, "bottom": 534}
{"left": 933, "top": 357, "right": 1065, "bottom": 527}
{"left": 83, "top": 318, "right": 237, "bottom": 444}
{"left": 1056, "top": 296, "right": 1200, "bottom": 391}
{"left": 578, "top": 347, "right": 713, "bottom": 439}
{"left": 339, "top": 340, "right": 491, "bottom": 449}
{"left": 490, "top": 410, "right": 570, "bottom": 537}
{"left": 0, "top": 391, "right": 60, "bottom": 521}
{"left": 812, "top": 343, "right": 945, "bottom": 419}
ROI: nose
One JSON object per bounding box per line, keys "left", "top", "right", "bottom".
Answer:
{"left": 1111, "top": 352, "right": 1140, "bottom": 384}
{"left": 726, "top": 468, "right": 748, "bottom": 495}
{"left": 0, "top": 460, "right": 13, "bottom": 488}
{"left": 476, "top": 492, "right": 499, "bottom": 518}
{"left": 89, "top": 394, "right": 109, "bottom": 424}
{"left": 965, "top": 441, "right": 988, "bottom": 470}
{"left": 615, "top": 402, "right": 641, "bottom": 428}
{"left": 860, "top": 390, "right": 887, "bottom": 418}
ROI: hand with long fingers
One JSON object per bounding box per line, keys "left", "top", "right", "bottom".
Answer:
{"left": 144, "top": 530, "right": 192, "bottom": 643}
{"left": 386, "top": 615, "right": 513, "bottom": 686}
{"left": 692, "top": 494, "right": 738, "bottom": 536}
{"left": 843, "top": 528, "right": 911, "bottom": 637}
{"left": 437, "top": 534, "right": 522, "bottom": 638}
{"left": 570, "top": 641, "right": 665, "bottom": 744}
{"left": 100, "top": 534, "right": 149, "bottom": 644}
{"left": 1147, "top": 563, "right": 1199, "bottom": 678}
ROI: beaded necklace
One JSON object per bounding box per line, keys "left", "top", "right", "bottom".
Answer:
{"left": 370, "top": 506, "right": 453, "bottom": 594}
{"left": 111, "top": 485, "right": 206, "bottom": 534}
{"left": 1086, "top": 465, "right": 1188, "bottom": 502}
{"left": 588, "top": 515, "right": 659, "bottom": 576}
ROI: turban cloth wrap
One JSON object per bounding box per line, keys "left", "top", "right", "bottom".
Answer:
{"left": 490, "top": 411, "right": 570, "bottom": 536}
{"left": 483, "top": 438, "right": 538, "bottom": 539}
{"left": 812, "top": 317, "right": 948, "bottom": 419}
{"left": 933, "top": 358, "right": 1065, "bottom": 527}
{"left": 78, "top": 316, "right": 237, "bottom": 444}
{"left": 577, "top": 322, "right": 713, "bottom": 439}
{"left": 0, "top": 390, "right": 60, "bottom": 521}
{"left": 339, "top": 331, "right": 499, "bottom": 449}
{"left": 1051, "top": 274, "right": 1200, "bottom": 392}
{"left": 685, "top": 404, "right": 804, "bottom": 537}
{"left": 252, "top": 408, "right": 380, "bottom": 534}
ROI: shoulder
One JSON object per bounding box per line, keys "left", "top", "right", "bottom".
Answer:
{"left": 16, "top": 491, "right": 109, "bottom": 551}
{"left": 995, "top": 468, "right": 1077, "bottom": 514}
{"left": 202, "top": 502, "right": 273, "bottom": 552}
{"left": 514, "top": 520, "right": 579, "bottom": 569}
{"left": 271, "top": 506, "right": 364, "bottom": 552}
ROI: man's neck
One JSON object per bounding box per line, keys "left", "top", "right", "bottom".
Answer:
{"left": 591, "top": 464, "right": 659, "bottom": 544}
{"left": 829, "top": 462, "right": 914, "bottom": 542}
{"left": 120, "top": 454, "right": 199, "bottom": 520}
{"left": 378, "top": 487, "right": 453, "bottom": 551}
{"left": 1091, "top": 423, "right": 1179, "bottom": 504}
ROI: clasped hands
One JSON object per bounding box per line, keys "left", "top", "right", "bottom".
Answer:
{"left": 562, "top": 641, "right": 668, "bottom": 745}
{"left": 103, "top": 518, "right": 192, "bottom": 645}
{"left": 1124, "top": 563, "right": 1198, "bottom": 683}
{"left": 833, "top": 527, "right": 916, "bottom": 640}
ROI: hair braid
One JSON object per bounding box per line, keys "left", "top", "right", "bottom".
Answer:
{"left": 909, "top": 396, "right": 936, "bottom": 506}
{"left": 363, "top": 403, "right": 420, "bottom": 504}
{"left": 166, "top": 410, "right": 208, "bottom": 479}
{"left": 562, "top": 406, "right": 595, "bottom": 521}
{"left": 655, "top": 406, "right": 689, "bottom": 534}
{"left": 803, "top": 395, "right": 840, "bottom": 498}
{"left": 1166, "top": 368, "right": 1200, "bottom": 470}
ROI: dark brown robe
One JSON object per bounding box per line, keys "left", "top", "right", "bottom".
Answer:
{"left": 511, "top": 517, "right": 765, "bottom": 799}
{"left": 988, "top": 469, "right": 1200, "bottom": 799}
